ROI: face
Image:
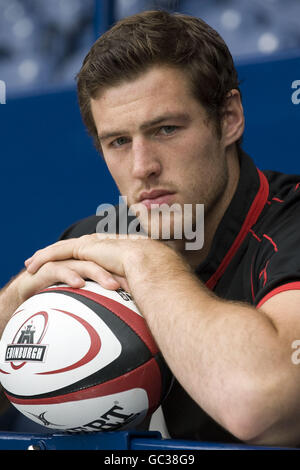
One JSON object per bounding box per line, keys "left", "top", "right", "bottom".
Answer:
{"left": 91, "top": 66, "right": 230, "bottom": 244}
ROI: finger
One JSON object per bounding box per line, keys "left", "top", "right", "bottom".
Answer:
{"left": 69, "top": 260, "right": 121, "bottom": 290}
{"left": 40, "top": 259, "right": 122, "bottom": 291}
{"left": 20, "top": 260, "right": 124, "bottom": 305}
{"left": 113, "top": 275, "right": 131, "bottom": 294}
{"left": 24, "top": 239, "right": 73, "bottom": 266}
{"left": 25, "top": 239, "right": 77, "bottom": 274}
{"left": 41, "top": 261, "right": 86, "bottom": 288}
{"left": 19, "top": 264, "right": 86, "bottom": 301}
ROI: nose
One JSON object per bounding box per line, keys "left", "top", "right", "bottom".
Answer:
{"left": 131, "top": 137, "right": 162, "bottom": 180}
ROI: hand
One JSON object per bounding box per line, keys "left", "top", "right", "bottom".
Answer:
{"left": 24, "top": 234, "right": 153, "bottom": 293}
{"left": 14, "top": 259, "right": 127, "bottom": 308}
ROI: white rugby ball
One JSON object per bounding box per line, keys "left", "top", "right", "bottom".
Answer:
{"left": 0, "top": 281, "right": 172, "bottom": 432}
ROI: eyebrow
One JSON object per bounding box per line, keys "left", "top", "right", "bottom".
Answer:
{"left": 98, "top": 112, "right": 191, "bottom": 142}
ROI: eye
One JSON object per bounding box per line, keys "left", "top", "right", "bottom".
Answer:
{"left": 110, "top": 136, "right": 130, "bottom": 148}
{"left": 158, "top": 125, "right": 178, "bottom": 136}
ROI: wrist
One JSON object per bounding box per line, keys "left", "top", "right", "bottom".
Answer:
{"left": 124, "top": 239, "right": 190, "bottom": 286}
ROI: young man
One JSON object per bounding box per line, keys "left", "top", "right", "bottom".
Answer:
{"left": 2, "top": 11, "right": 300, "bottom": 446}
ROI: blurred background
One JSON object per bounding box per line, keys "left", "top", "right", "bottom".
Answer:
{"left": 0, "top": 0, "right": 299, "bottom": 290}
{"left": 1, "top": 0, "right": 300, "bottom": 94}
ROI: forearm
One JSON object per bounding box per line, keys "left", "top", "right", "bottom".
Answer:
{"left": 124, "top": 247, "right": 286, "bottom": 441}
{"left": 0, "top": 272, "right": 24, "bottom": 338}
{"left": 0, "top": 275, "right": 25, "bottom": 411}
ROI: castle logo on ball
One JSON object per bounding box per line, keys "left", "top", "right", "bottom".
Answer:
{"left": 5, "top": 311, "right": 48, "bottom": 365}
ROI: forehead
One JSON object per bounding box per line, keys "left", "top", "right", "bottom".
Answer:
{"left": 90, "top": 66, "right": 203, "bottom": 131}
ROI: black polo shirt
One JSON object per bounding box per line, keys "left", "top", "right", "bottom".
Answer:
{"left": 60, "top": 152, "right": 300, "bottom": 442}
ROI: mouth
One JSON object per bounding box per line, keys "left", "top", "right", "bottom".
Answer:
{"left": 138, "top": 190, "right": 176, "bottom": 208}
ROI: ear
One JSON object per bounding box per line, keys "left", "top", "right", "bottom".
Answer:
{"left": 221, "top": 89, "right": 244, "bottom": 148}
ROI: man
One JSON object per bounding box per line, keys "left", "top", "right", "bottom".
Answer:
{"left": 1, "top": 10, "right": 300, "bottom": 446}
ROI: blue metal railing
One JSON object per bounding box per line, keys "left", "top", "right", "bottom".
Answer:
{"left": 94, "top": 0, "right": 116, "bottom": 38}
{"left": 0, "top": 430, "right": 297, "bottom": 450}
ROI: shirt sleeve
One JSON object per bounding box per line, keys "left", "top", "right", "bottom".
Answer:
{"left": 253, "top": 203, "right": 300, "bottom": 308}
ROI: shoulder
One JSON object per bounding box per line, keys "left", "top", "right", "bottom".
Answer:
{"left": 58, "top": 205, "right": 139, "bottom": 240}
{"left": 258, "top": 169, "right": 300, "bottom": 234}
{"left": 263, "top": 168, "right": 300, "bottom": 202}
{"left": 248, "top": 169, "right": 300, "bottom": 306}
{"left": 249, "top": 168, "right": 300, "bottom": 261}
{"left": 59, "top": 215, "right": 101, "bottom": 240}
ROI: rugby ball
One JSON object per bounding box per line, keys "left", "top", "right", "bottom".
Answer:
{"left": 0, "top": 281, "right": 172, "bottom": 432}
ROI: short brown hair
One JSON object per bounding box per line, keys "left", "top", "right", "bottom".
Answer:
{"left": 77, "top": 10, "right": 242, "bottom": 152}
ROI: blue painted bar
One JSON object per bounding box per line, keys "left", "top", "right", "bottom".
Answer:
{"left": 0, "top": 430, "right": 297, "bottom": 450}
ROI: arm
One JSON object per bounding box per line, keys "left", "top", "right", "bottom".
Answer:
{"left": 24, "top": 234, "right": 300, "bottom": 445}
{"left": 125, "top": 247, "right": 300, "bottom": 445}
